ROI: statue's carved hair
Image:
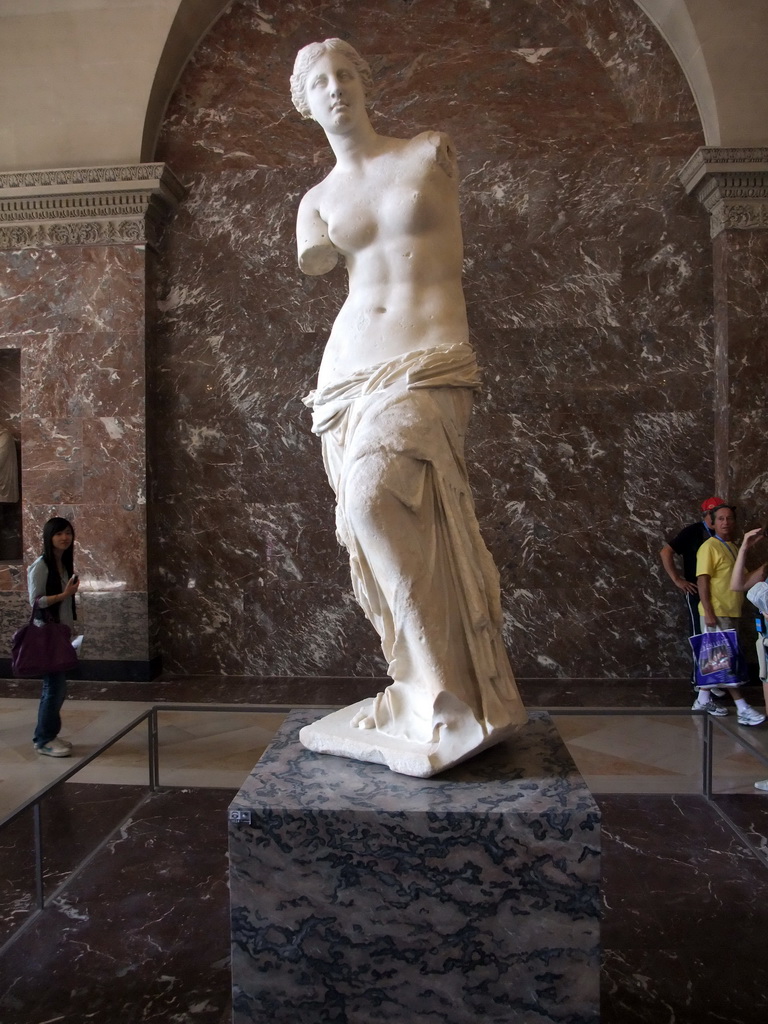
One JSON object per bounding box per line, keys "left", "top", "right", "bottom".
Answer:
{"left": 290, "top": 39, "right": 374, "bottom": 119}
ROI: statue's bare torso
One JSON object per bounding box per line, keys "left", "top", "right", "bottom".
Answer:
{"left": 297, "top": 131, "right": 470, "bottom": 389}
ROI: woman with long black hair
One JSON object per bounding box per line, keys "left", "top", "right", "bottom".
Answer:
{"left": 27, "top": 516, "right": 79, "bottom": 757}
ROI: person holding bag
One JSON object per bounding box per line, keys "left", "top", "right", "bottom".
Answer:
{"left": 693, "top": 504, "right": 765, "bottom": 726}
{"left": 27, "top": 516, "right": 80, "bottom": 757}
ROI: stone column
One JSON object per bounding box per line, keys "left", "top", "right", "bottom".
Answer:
{"left": 679, "top": 148, "right": 768, "bottom": 524}
{"left": 0, "top": 165, "right": 185, "bottom": 680}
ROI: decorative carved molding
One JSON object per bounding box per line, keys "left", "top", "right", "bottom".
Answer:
{"left": 680, "top": 147, "right": 768, "bottom": 237}
{"left": 0, "top": 164, "right": 186, "bottom": 251}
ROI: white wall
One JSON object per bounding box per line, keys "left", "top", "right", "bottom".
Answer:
{"left": 638, "top": 0, "right": 768, "bottom": 146}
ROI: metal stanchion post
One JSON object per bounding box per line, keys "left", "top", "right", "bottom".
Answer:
{"left": 33, "top": 801, "right": 44, "bottom": 910}
{"left": 702, "top": 712, "right": 713, "bottom": 798}
{"left": 148, "top": 709, "right": 159, "bottom": 790}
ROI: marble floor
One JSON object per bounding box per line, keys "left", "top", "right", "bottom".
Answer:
{"left": 0, "top": 699, "right": 296, "bottom": 815}
{"left": 1, "top": 688, "right": 768, "bottom": 1023}
{"left": 3, "top": 697, "right": 768, "bottom": 820}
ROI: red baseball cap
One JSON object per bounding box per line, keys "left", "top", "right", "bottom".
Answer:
{"left": 701, "top": 496, "right": 730, "bottom": 513}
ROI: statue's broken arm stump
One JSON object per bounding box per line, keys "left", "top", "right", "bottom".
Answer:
{"left": 229, "top": 709, "right": 600, "bottom": 1023}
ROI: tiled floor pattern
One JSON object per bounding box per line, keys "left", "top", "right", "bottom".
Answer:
{"left": 554, "top": 711, "right": 768, "bottom": 794}
{"left": 4, "top": 700, "right": 768, "bottom": 821}
{"left": 0, "top": 700, "right": 291, "bottom": 817}
{"left": 2, "top": 697, "right": 768, "bottom": 1022}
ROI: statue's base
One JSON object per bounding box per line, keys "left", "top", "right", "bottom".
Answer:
{"left": 299, "top": 697, "right": 524, "bottom": 777}
{"left": 229, "top": 709, "right": 601, "bottom": 1024}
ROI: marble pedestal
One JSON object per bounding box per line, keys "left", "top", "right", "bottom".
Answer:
{"left": 229, "top": 710, "right": 600, "bottom": 1024}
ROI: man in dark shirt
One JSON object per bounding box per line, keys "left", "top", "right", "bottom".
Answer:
{"left": 660, "top": 496, "right": 724, "bottom": 705}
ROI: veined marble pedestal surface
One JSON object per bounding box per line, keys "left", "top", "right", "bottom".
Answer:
{"left": 229, "top": 709, "right": 600, "bottom": 1024}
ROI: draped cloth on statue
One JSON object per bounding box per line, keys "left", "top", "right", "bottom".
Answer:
{"left": 303, "top": 344, "right": 527, "bottom": 758}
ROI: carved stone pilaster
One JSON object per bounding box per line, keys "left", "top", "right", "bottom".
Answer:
{"left": 0, "top": 164, "right": 186, "bottom": 251}
{"left": 679, "top": 148, "right": 768, "bottom": 237}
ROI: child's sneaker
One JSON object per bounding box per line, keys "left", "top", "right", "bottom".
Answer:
{"left": 692, "top": 699, "right": 728, "bottom": 717}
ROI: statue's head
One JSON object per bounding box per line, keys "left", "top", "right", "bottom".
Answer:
{"left": 291, "top": 39, "right": 374, "bottom": 119}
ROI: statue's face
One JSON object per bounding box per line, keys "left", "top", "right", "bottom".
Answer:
{"left": 305, "top": 52, "right": 366, "bottom": 133}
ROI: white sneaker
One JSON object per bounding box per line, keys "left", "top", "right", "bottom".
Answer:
{"left": 32, "top": 736, "right": 72, "bottom": 750}
{"left": 692, "top": 699, "right": 728, "bottom": 717}
{"left": 754, "top": 779, "right": 768, "bottom": 792}
{"left": 737, "top": 705, "right": 766, "bottom": 727}
{"left": 35, "top": 738, "right": 72, "bottom": 757}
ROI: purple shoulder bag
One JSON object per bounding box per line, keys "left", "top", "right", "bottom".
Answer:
{"left": 11, "top": 598, "right": 79, "bottom": 678}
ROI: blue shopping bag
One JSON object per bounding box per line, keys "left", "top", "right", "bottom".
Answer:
{"left": 688, "top": 629, "right": 742, "bottom": 688}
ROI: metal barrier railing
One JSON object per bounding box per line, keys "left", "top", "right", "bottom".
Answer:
{"left": 1, "top": 707, "right": 154, "bottom": 836}
{"left": 702, "top": 712, "right": 768, "bottom": 799}
{"left": 1, "top": 706, "right": 155, "bottom": 917}
{"left": 0, "top": 703, "right": 295, "bottom": 954}
{"left": 703, "top": 712, "right": 768, "bottom": 869}
{"left": 1, "top": 702, "right": 767, "bottom": 951}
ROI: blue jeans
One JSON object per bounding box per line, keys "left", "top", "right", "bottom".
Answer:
{"left": 33, "top": 672, "right": 68, "bottom": 747}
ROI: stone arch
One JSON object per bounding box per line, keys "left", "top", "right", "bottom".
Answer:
{"left": 138, "top": 2, "right": 738, "bottom": 164}
{"left": 140, "top": 1, "right": 768, "bottom": 160}
{"left": 142, "top": 0, "right": 234, "bottom": 160}
{"left": 636, "top": 0, "right": 768, "bottom": 147}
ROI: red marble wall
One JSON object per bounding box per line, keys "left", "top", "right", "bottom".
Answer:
{"left": 148, "top": 0, "right": 712, "bottom": 680}
{"left": 0, "top": 245, "right": 158, "bottom": 674}
{"left": 713, "top": 229, "right": 768, "bottom": 509}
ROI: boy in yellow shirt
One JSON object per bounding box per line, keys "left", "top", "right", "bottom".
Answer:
{"left": 694, "top": 505, "right": 765, "bottom": 725}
